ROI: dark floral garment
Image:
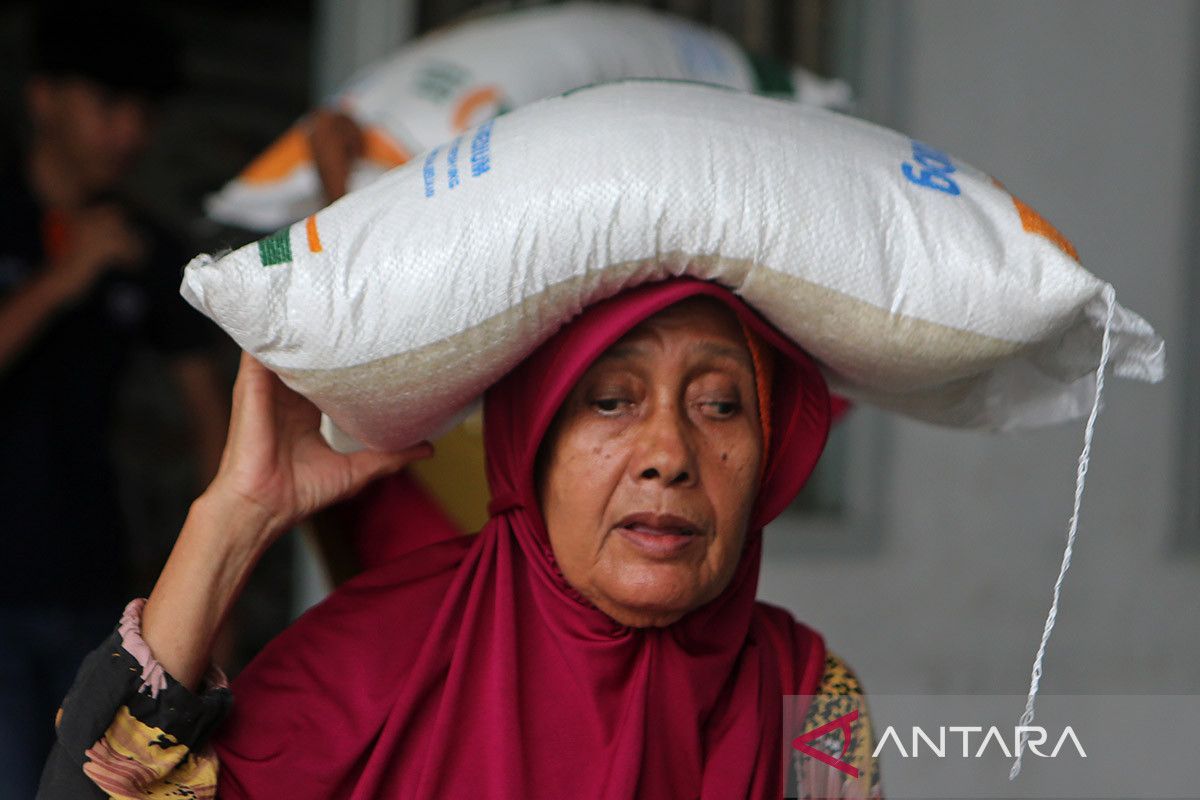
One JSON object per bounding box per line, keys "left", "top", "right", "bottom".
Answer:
{"left": 37, "top": 601, "right": 230, "bottom": 799}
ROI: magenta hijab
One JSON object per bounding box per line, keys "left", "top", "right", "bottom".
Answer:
{"left": 215, "top": 278, "right": 832, "bottom": 799}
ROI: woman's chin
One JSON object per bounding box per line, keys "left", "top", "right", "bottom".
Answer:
{"left": 590, "top": 569, "right": 715, "bottom": 628}
{"left": 600, "top": 602, "right": 691, "bottom": 628}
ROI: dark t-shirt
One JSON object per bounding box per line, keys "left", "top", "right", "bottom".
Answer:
{"left": 0, "top": 169, "right": 213, "bottom": 606}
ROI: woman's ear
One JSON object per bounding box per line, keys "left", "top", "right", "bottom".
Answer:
{"left": 532, "top": 405, "right": 565, "bottom": 508}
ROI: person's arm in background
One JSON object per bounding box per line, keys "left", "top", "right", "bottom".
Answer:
{"left": 0, "top": 206, "right": 143, "bottom": 373}
{"left": 37, "top": 354, "right": 432, "bottom": 798}
{"left": 308, "top": 108, "right": 363, "bottom": 204}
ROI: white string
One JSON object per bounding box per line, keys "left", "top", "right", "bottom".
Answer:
{"left": 1009, "top": 284, "right": 1116, "bottom": 781}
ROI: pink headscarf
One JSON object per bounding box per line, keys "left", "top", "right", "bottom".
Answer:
{"left": 214, "top": 279, "right": 832, "bottom": 799}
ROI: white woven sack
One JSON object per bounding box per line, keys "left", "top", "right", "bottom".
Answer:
{"left": 204, "top": 2, "right": 850, "bottom": 232}
{"left": 181, "top": 81, "right": 1165, "bottom": 451}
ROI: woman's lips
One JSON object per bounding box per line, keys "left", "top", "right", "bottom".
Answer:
{"left": 615, "top": 514, "right": 703, "bottom": 558}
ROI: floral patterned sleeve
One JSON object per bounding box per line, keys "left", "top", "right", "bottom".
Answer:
{"left": 37, "top": 599, "right": 232, "bottom": 800}
{"left": 791, "top": 651, "right": 885, "bottom": 800}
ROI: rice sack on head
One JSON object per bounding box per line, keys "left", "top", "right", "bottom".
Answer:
{"left": 181, "top": 80, "right": 1165, "bottom": 452}
{"left": 204, "top": 1, "right": 850, "bottom": 233}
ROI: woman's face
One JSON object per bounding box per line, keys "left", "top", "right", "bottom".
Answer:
{"left": 538, "top": 298, "right": 763, "bottom": 628}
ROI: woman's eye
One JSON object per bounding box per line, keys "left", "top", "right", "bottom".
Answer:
{"left": 702, "top": 400, "right": 740, "bottom": 418}
{"left": 592, "top": 397, "right": 630, "bottom": 415}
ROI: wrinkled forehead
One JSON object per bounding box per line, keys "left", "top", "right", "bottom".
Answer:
{"left": 589, "top": 296, "right": 755, "bottom": 373}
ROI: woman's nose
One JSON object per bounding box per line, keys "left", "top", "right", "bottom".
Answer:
{"left": 630, "top": 405, "right": 698, "bottom": 487}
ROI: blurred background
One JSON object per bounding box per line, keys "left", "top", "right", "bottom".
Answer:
{"left": 759, "top": 0, "right": 1200, "bottom": 698}
{"left": 0, "top": 0, "right": 1195, "bottom": 792}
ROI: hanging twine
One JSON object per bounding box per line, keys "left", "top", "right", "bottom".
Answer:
{"left": 1009, "top": 284, "right": 1117, "bottom": 781}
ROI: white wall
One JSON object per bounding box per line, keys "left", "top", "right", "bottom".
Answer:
{"left": 312, "top": 0, "right": 417, "bottom": 99}
{"left": 759, "top": 0, "right": 1199, "bottom": 694}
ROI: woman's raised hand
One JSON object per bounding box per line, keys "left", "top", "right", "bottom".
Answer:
{"left": 143, "top": 353, "right": 431, "bottom": 689}
{"left": 207, "top": 352, "right": 433, "bottom": 548}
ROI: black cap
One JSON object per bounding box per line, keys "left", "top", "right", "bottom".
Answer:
{"left": 30, "top": 0, "right": 183, "bottom": 100}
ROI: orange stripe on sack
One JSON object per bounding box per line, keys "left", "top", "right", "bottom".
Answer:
{"left": 1010, "top": 193, "right": 1079, "bottom": 261}
{"left": 363, "top": 128, "right": 411, "bottom": 170}
{"left": 305, "top": 214, "right": 322, "bottom": 253}
{"left": 451, "top": 86, "right": 502, "bottom": 133}
{"left": 991, "top": 177, "right": 1079, "bottom": 261}
{"left": 239, "top": 127, "right": 313, "bottom": 184}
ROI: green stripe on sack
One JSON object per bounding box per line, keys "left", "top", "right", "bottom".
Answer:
{"left": 258, "top": 227, "right": 292, "bottom": 266}
{"left": 748, "top": 53, "right": 795, "bottom": 98}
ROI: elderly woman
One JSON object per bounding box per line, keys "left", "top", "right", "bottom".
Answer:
{"left": 39, "top": 279, "right": 882, "bottom": 799}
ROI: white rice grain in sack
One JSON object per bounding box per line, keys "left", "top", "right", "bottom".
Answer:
{"left": 181, "top": 80, "right": 1165, "bottom": 451}
{"left": 204, "top": 1, "right": 850, "bottom": 232}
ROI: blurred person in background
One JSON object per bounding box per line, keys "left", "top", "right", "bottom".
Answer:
{"left": 0, "top": 3, "right": 227, "bottom": 795}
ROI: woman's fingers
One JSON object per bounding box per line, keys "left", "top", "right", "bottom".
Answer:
{"left": 220, "top": 352, "right": 439, "bottom": 526}
{"left": 232, "top": 350, "right": 272, "bottom": 394}
{"left": 286, "top": 440, "right": 434, "bottom": 524}
{"left": 227, "top": 352, "right": 277, "bottom": 447}
{"left": 344, "top": 441, "right": 435, "bottom": 492}
{"left": 232, "top": 352, "right": 321, "bottom": 452}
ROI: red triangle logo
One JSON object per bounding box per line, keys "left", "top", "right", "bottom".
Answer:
{"left": 791, "top": 709, "right": 861, "bottom": 779}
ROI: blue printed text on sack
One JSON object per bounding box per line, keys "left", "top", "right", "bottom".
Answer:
{"left": 902, "top": 140, "right": 960, "bottom": 196}
{"left": 424, "top": 120, "right": 493, "bottom": 199}
{"left": 470, "top": 120, "right": 493, "bottom": 177}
